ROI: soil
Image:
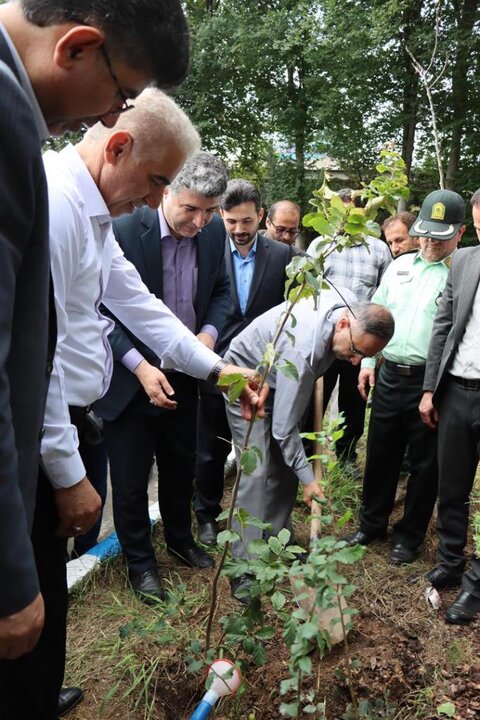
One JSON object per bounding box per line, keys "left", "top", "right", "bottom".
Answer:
{"left": 65, "top": 483, "right": 480, "bottom": 720}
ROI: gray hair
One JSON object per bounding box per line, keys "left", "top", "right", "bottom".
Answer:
{"left": 83, "top": 87, "right": 200, "bottom": 160}
{"left": 169, "top": 151, "right": 228, "bottom": 198}
{"left": 350, "top": 303, "right": 395, "bottom": 342}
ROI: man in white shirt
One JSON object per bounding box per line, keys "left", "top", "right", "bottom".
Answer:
{"left": 42, "top": 88, "right": 267, "bottom": 713}
{"left": 420, "top": 188, "right": 480, "bottom": 624}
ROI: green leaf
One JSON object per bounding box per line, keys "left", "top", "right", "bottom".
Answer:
{"left": 216, "top": 529, "right": 241, "bottom": 545}
{"left": 297, "top": 655, "right": 312, "bottom": 674}
{"left": 241, "top": 447, "right": 260, "bottom": 475}
{"left": 255, "top": 625, "right": 276, "bottom": 640}
{"left": 280, "top": 702, "right": 300, "bottom": 717}
{"left": 252, "top": 641, "right": 265, "bottom": 666}
{"left": 277, "top": 360, "right": 299, "bottom": 381}
{"left": 268, "top": 536, "right": 283, "bottom": 555}
{"left": 271, "top": 591, "right": 287, "bottom": 611}
{"left": 278, "top": 528, "right": 291, "bottom": 546}
{"left": 285, "top": 330, "right": 296, "bottom": 347}
{"left": 437, "top": 702, "right": 456, "bottom": 717}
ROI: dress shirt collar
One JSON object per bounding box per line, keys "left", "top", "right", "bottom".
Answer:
{"left": 414, "top": 249, "right": 456, "bottom": 268}
{"left": 229, "top": 234, "right": 258, "bottom": 258}
{"left": 0, "top": 23, "right": 49, "bottom": 141}
{"left": 60, "top": 144, "right": 111, "bottom": 225}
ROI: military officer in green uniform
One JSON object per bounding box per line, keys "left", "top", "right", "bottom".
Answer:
{"left": 344, "top": 190, "right": 466, "bottom": 565}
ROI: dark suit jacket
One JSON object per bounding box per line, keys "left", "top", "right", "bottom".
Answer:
{"left": 217, "top": 234, "right": 295, "bottom": 356}
{"left": 0, "top": 37, "right": 51, "bottom": 615}
{"left": 424, "top": 247, "right": 480, "bottom": 404}
{"left": 95, "top": 209, "right": 231, "bottom": 421}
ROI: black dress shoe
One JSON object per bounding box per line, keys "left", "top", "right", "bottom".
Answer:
{"left": 445, "top": 590, "right": 480, "bottom": 625}
{"left": 230, "top": 574, "right": 253, "bottom": 605}
{"left": 58, "top": 687, "right": 84, "bottom": 716}
{"left": 198, "top": 521, "right": 219, "bottom": 547}
{"left": 425, "top": 565, "right": 463, "bottom": 590}
{"left": 129, "top": 568, "right": 166, "bottom": 604}
{"left": 341, "top": 530, "right": 386, "bottom": 547}
{"left": 389, "top": 543, "right": 418, "bottom": 565}
{"left": 167, "top": 542, "right": 214, "bottom": 568}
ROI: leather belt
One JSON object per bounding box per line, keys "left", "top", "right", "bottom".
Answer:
{"left": 451, "top": 375, "right": 480, "bottom": 390}
{"left": 384, "top": 360, "right": 426, "bottom": 377}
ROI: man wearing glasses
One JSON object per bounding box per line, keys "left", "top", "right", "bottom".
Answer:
{"left": 264, "top": 200, "right": 302, "bottom": 248}
{"left": 307, "top": 188, "right": 392, "bottom": 475}
{"left": 0, "top": 0, "right": 190, "bottom": 717}
{"left": 344, "top": 190, "right": 466, "bottom": 567}
{"left": 224, "top": 293, "right": 394, "bottom": 604}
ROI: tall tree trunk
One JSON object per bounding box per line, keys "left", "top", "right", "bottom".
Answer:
{"left": 445, "top": 0, "right": 478, "bottom": 189}
{"left": 400, "top": 0, "right": 423, "bottom": 182}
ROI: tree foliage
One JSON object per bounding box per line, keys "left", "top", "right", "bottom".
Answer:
{"left": 177, "top": 0, "right": 480, "bottom": 211}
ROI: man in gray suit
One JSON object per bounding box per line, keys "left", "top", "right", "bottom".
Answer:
{"left": 225, "top": 293, "right": 394, "bottom": 603}
{"left": 0, "top": 0, "right": 190, "bottom": 717}
{"left": 195, "top": 180, "right": 295, "bottom": 547}
{"left": 420, "top": 188, "right": 480, "bottom": 625}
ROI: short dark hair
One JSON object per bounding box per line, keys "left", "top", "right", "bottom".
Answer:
{"left": 382, "top": 211, "right": 417, "bottom": 233}
{"left": 471, "top": 188, "right": 480, "bottom": 208}
{"left": 221, "top": 179, "right": 262, "bottom": 213}
{"left": 268, "top": 199, "right": 301, "bottom": 222}
{"left": 21, "top": 0, "right": 189, "bottom": 90}
{"left": 351, "top": 303, "right": 395, "bottom": 342}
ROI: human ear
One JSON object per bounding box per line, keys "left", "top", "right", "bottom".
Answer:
{"left": 104, "top": 132, "right": 133, "bottom": 165}
{"left": 53, "top": 26, "right": 105, "bottom": 69}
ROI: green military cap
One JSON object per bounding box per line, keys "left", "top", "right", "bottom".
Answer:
{"left": 410, "top": 189, "right": 466, "bottom": 241}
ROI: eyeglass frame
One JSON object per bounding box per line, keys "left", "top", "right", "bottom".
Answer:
{"left": 347, "top": 319, "right": 366, "bottom": 358}
{"left": 99, "top": 44, "right": 135, "bottom": 117}
{"left": 268, "top": 218, "right": 300, "bottom": 240}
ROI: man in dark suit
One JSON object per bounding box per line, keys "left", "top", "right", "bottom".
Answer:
{"left": 420, "top": 188, "right": 480, "bottom": 624}
{"left": 195, "top": 179, "right": 295, "bottom": 546}
{"left": 0, "top": 1, "right": 190, "bottom": 717}
{"left": 96, "top": 152, "right": 231, "bottom": 601}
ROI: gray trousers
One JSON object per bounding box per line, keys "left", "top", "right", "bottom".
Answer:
{"left": 226, "top": 395, "right": 298, "bottom": 560}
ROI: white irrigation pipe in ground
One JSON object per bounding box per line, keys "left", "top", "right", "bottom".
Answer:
{"left": 66, "top": 503, "right": 161, "bottom": 591}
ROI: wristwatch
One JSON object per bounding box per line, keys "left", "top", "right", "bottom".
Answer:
{"left": 207, "top": 359, "right": 229, "bottom": 385}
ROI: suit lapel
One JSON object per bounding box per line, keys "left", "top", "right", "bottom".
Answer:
{"left": 245, "top": 235, "right": 268, "bottom": 312}
{"left": 139, "top": 208, "right": 164, "bottom": 299}
{"left": 225, "top": 240, "right": 241, "bottom": 312}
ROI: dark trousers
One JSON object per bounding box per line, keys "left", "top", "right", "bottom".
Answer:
{"left": 0, "top": 472, "right": 67, "bottom": 720}
{"left": 359, "top": 364, "right": 438, "bottom": 549}
{"left": 323, "top": 360, "right": 367, "bottom": 462}
{"left": 436, "top": 377, "right": 480, "bottom": 594}
{"left": 194, "top": 389, "right": 231, "bottom": 525}
{"left": 73, "top": 440, "right": 108, "bottom": 556}
{"left": 104, "top": 373, "right": 198, "bottom": 574}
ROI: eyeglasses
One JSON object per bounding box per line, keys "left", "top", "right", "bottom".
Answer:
{"left": 100, "top": 45, "right": 135, "bottom": 116}
{"left": 348, "top": 320, "right": 366, "bottom": 358}
{"left": 269, "top": 220, "right": 300, "bottom": 240}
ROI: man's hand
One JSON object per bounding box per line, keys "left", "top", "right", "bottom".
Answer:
{"left": 54, "top": 476, "right": 102, "bottom": 537}
{"left": 134, "top": 360, "right": 177, "bottom": 409}
{"left": 302, "top": 480, "right": 325, "bottom": 507}
{"left": 219, "top": 364, "right": 269, "bottom": 420}
{"left": 419, "top": 391, "right": 439, "bottom": 429}
{"left": 0, "top": 592, "right": 44, "bottom": 660}
{"left": 358, "top": 368, "right": 375, "bottom": 401}
{"left": 196, "top": 332, "right": 215, "bottom": 351}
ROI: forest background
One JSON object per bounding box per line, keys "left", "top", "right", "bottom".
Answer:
{"left": 175, "top": 0, "right": 480, "bottom": 243}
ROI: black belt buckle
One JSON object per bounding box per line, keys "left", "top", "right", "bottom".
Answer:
{"left": 453, "top": 375, "right": 480, "bottom": 390}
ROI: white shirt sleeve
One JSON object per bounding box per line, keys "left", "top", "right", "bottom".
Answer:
{"left": 102, "top": 235, "right": 221, "bottom": 380}
{"left": 41, "top": 192, "right": 87, "bottom": 489}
